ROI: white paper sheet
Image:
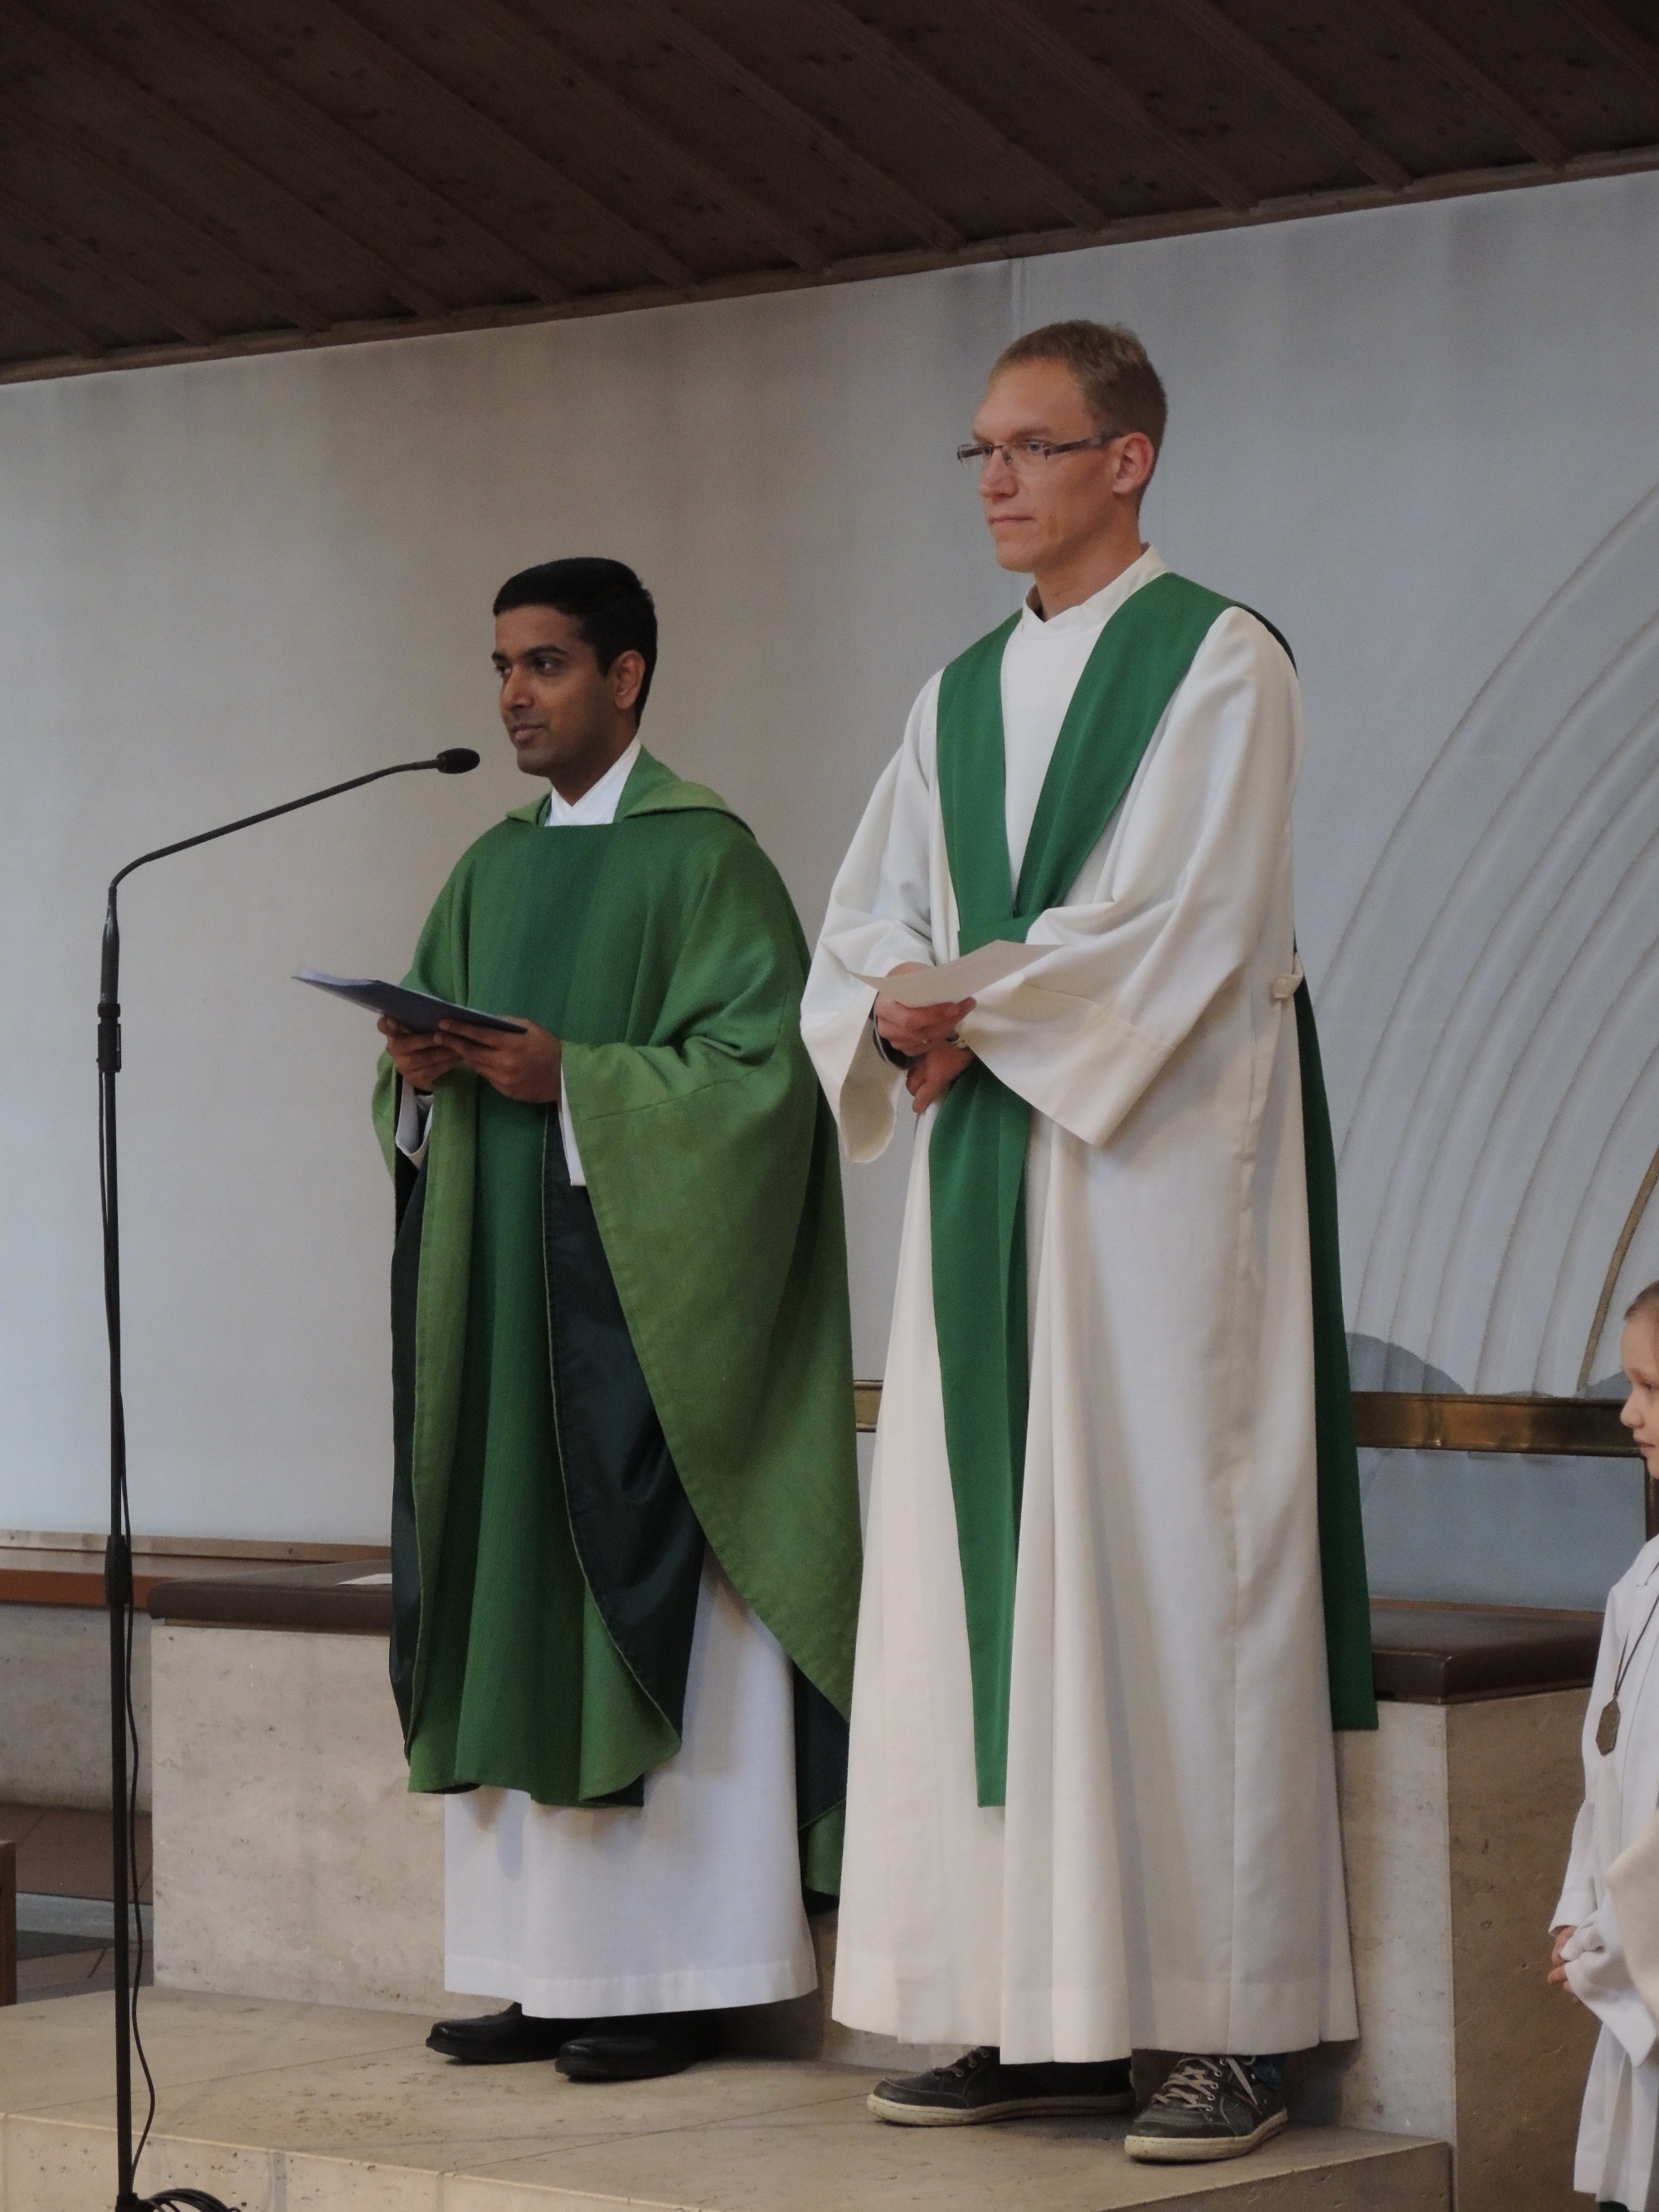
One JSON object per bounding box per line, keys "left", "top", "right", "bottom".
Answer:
{"left": 853, "top": 940, "right": 1049, "bottom": 1006}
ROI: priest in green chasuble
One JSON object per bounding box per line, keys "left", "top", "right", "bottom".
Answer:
{"left": 374, "top": 559, "right": 860, "bottom": 2081}
{"left": 803, "top": 324, "right": 1373, "bottom": 2161}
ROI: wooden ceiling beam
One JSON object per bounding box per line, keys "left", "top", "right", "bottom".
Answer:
{"left": 1160, "top": 0, "right": 1412, "bottom": 190}
{"left": 13, "top": 134, "right": 1659, "bottom": 388}
{"left": 0, "top": 184, "right": 216, "bottom": 343}
{"left": 460, "top": 0, "right": 826, "bottom": 270}
{"left": 0, "top": 260, "right": 102, "bottom": 357}
{"left": 638, "top": 0, "right": 964, "bottom": 250}
{"left": 968, "top": 0, "right": 1253, "bottom": 211}
{"left": 0, "top": 95, "right": 326, "bottom": 333}
{"left": 1569, "top": 0, "right": 1659, "bottom": 97}
{"left": 153, "top": 0, "right": 568, "bottom": 303}
{"left": 1367, "top": 0, "right": 1569, "bottom": 167}
{"left": 796, "top": 0, "right": 1110, "bottom": 228}
{"left": 8, "top": 0, "right": 446, "bottom": 318}
{"left": 309, "top": 0, "right": 698, "bottom": 287}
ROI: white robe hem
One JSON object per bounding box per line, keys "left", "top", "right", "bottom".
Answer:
{"left": 445, "top": 1948, "right": 817, "bottom": 2018}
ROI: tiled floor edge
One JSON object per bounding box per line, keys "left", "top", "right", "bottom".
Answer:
{"left": 0, "top": 2112, "right": 1452, "bottom": 2212}
{"left": 0, "top": 2114, "right": 697, "bottom": 2212}
{"left": 436, "top": 2165, "right": 692, "bottom": 2211}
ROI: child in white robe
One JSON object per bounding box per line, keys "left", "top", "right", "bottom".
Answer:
{"left": 1553, "top": 1281, "right": 1659, "bottom": 2212}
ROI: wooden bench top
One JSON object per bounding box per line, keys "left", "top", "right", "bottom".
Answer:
{"left": 147, "top": 1558, "right": 393, "bottom": 1636}
{"left": 1, "top": 1544, "right": 389, "bottom": 1612}
{"left": 142, "top": 1566, "right": 1603, "bottom": 1704}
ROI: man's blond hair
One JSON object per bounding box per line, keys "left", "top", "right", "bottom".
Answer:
{"left": 992, "top": 319, "right": 1168, "bottom": 459}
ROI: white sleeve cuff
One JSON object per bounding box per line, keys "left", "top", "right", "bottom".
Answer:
{"left": 394, "top": 1082, "right": 432, "bottom": 1168}
{"left": 559, "top": 1088, "right": 586, "bottom": 1187}
{"left": 1561, "top": 1900, "right": 1659, "bottom": 2066}
{"left": 961, "top": 989, "right": 1172, "bottom": 1150}
{"left": 802, "top": 992, "right": 902, "bottom": 1164}
{"left": 1565, "top": 1942, "right": 1659, "bottom": 2067}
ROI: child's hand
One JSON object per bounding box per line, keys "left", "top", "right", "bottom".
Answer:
{"left": 1548, "top": 1924, "right": 1577, "bottom": 1990}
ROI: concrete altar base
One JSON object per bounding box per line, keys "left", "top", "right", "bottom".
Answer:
{"left": 148, "top": 1623, "right": 1596, "bottom": 2208}
{"left": 1326, "top": 1692, "right": 1598, "bottom": 2212}
{"left": 0, "top": 1989, "right": 1449, "bottom": 2211}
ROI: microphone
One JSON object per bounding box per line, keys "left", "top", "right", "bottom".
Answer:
{"left": 92, "top": 744, "right": 475, "bottom": 2212}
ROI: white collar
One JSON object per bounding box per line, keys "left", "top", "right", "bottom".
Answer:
{"left": 544, "top": 737, "right": 641, "bottom": 828}
{"left": 1018, "top": 544, "right": 1166, "bottom": 639}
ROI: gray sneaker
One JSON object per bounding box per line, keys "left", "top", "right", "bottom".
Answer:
{"left": 869, "top": 2044, "right": 1135, "bottom": 2125}
{"left": 1124, "top": 2054, "right": 1288, "bottom": 2162}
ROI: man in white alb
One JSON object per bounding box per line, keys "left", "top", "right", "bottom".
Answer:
{"left": 802, "top": 322, "right": 1372, "bottom": 2162}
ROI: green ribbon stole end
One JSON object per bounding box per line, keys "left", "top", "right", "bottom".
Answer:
{"left": 930, "top": 574, "right": 1232, "bottom": 1804}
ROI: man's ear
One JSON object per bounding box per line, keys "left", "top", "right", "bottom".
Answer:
{"left": 611, "top": 649, "right": 646, "bottom": 714}
{"left": 1116, "top": 433, "right": 1156, "bottom": 501}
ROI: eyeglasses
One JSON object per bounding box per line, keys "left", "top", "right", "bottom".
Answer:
{"left": 956, "top": 429, "right": 1129, "bottom": 475}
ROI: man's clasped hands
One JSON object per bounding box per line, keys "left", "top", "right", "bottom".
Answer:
{"left": 377, "top": 1013, "right": 564, "bottom": 1105}
{"left": 873, "top": 963, "right": 977, "bottom": 1116}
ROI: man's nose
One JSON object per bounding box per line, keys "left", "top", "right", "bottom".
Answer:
{"left": 501, "top": 665, "right": 533, "bottom": 706}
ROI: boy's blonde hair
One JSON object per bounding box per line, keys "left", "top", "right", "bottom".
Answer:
{"left": 1625, "top": 1281, "right": 1659, "bottom": 1325}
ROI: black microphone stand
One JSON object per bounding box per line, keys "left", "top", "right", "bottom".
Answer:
{"left": 97, "top": 750, "right": 477, "bottom": 2212}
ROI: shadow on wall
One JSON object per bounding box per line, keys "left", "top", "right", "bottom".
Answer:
{"left": 1326, "top": 479, "right": 1659, "bottom": 1399}
{"left": 1349, "top": 1334, "right": 1639, "bottom": 1611}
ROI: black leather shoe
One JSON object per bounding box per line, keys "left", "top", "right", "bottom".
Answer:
{"left": 555, "top": 2010, "right": 722, "bottom": 2081}
{"left": 868, "top": 2045, "right": 1136, "bottom": 2125}
{"left": 427, "top": 2003, "right": 592, "bottom": 2064}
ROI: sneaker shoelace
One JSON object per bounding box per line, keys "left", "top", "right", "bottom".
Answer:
{"left": 1154, "top": 2054, "right": 1258, "bottom": 2111}
{"left": 939, "top": 2046, "right": 999, "bottom": 2083}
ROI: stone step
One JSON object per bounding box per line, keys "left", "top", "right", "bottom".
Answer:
{"left": 0, "top": 1990, "right": 1448, "bottom": 2212}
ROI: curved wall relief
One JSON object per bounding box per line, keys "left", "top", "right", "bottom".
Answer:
{"left": 1324, "top": 480, "right": 1659, "bottom": 1394}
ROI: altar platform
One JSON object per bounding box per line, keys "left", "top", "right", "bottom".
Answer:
{"left": 0, "top": 1988, "right": 1449, "bottom": 2211}
{"left": 0, "top": 1558, "right": 1605, "bottom": 2210}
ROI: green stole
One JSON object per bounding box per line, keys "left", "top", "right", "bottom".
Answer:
{"left": 931, "top": 571, "right": 1375, "bottom": 1807}
{"left": 398, "top": 822, "right": 686, "bottom": 1806}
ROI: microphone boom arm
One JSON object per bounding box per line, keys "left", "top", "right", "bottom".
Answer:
{"left": 100, "top": 752, "right": 474, "bottom": 1034}
{"left": 109, "top": 753, "right": 465, "bottom": 902}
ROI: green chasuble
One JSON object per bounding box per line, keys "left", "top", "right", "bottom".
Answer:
{"left": 372, "top": 748, "right": 862, "bottom": 1889}
{"left": 932, "top": 573, "right": 1375, "bottom": 1806}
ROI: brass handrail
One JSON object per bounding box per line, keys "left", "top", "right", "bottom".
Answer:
{"left": 1351, "top": 1393, "right": 1633, "bottom": 1456}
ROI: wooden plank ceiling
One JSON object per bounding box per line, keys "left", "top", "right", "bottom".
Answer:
{"left": 2, "top": 0, "right": 1657, "bottom": 382}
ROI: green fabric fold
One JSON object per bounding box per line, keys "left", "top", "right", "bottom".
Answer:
{"left": 931, "top": 575, "right": 1374, "bottom": 1806}
{"left": 1295, "top": 979, "right": 1378, "bottom": 1731}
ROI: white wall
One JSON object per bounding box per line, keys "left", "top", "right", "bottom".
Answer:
{"left": 4, "top": 169, "right": 1657, "bottom": 1568}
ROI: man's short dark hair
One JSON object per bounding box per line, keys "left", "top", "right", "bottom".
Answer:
{"left": 493, "top": 557, "right": 658, "bottom": 721}
{"left": 993, "top": 320, "right": 1168, "bottom": 462}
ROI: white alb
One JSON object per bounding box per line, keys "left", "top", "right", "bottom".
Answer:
{"left": 802, "top": 547, "right": 1358, "bottom": 2061}
{"left": 1555, "top": 1534, "right": 1659, "bottom": 2209}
